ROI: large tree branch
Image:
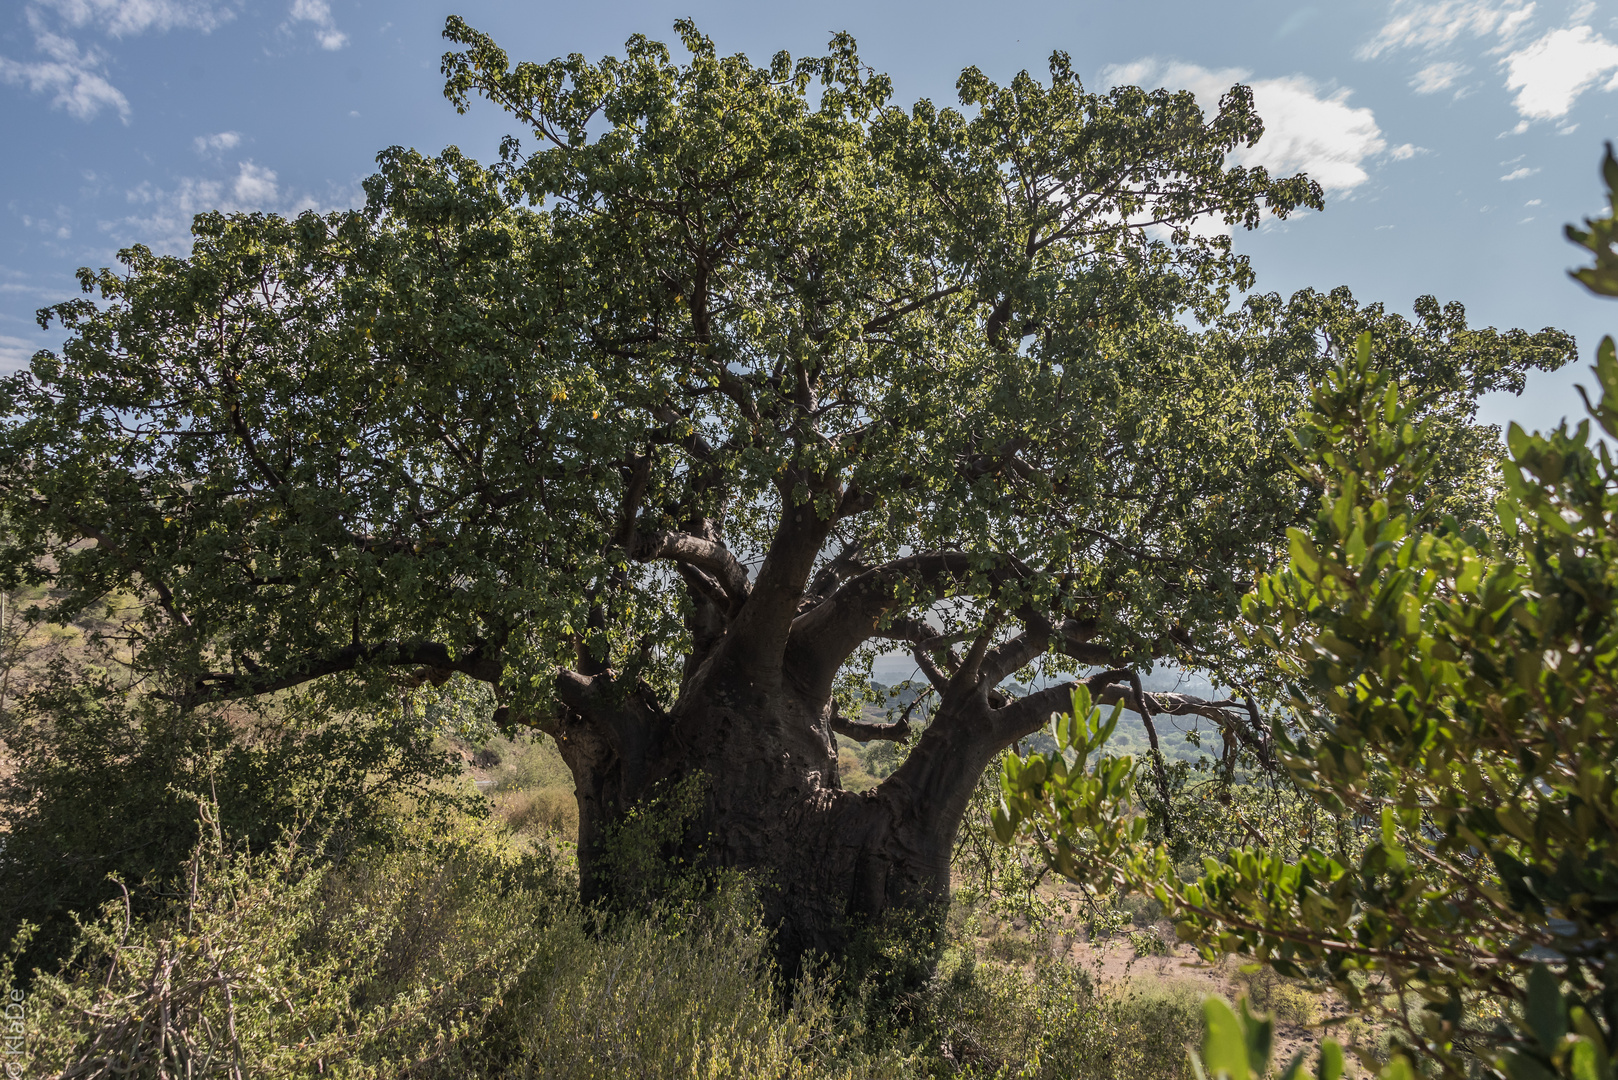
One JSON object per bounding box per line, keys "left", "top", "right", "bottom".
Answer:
{"left": 1090, "top": 685, "right": 1273, "bottom": 770}
{"left": 1051, "top": 618, "right": 1119, "bottom": 667}
{"left": 860, "top": 283, "right": 966, "bottom": 334}
{"left": 552, "top": 667, "right": 669, "bottom": 789}
{"left": 1091, "top": 685, "right": 1246, "bottom": 726}
{"left": 721, "top": 478, "right": 837, "bottom": 675}
{"left": 912, "top": 644, "right": 952, "bottom": 694}
{"left": 828, "top": 700, "right": 911, "bottom": 743}
{"left": 610, "top": 452, "right": 653, "bottom": 550}
{"left": 945, "top": 610, "right": 1003, "bottom": 701}
{"left": 784, "top": 550, "right": 977, "bottom": 698}
{"left": 182, "top": 639, "right": 501, "bottom": 705}
{"left": 805, "top": 538, "right": 867, "bottom": 600}
{"left": 990, "top": 671, "right": 1261, "bottom": 843}
{"left": 976, "top": 615, "right": 1052, "bottom": 690}
{"left": 629, "top": 530, "right": 750, "bottom": 611}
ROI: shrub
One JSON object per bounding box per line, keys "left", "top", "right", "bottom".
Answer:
{"left": 8, "top": 803, "right": 565, "bottom": 1078}
{"left": 492, "top": 881, "right": 852, "bottom": 1080}
{"left": 1236, "top": 966, "right": 1323, "bottom": 1027}
{"left": 0, "top": 663, "right": 468, "bottom": 980}
{"left": 487, "top": 733, "right": 573, "bottom": 793}
{"left": 917, "top": 949, "right": 1201, "bottom": 1080}
{"left": 9, "top": 795, "right": 1220, "bottom": 1079}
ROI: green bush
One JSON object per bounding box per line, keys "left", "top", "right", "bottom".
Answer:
{"left": 0, "top": 662, "right": 468, "bottom": 980}
{"left": 7, "top": 805, "right": 564, "bottom": 1078}
{"left": 497, "top": 786, "right": 580, "bottom": 843}
{"left": 1235, "top": 966, "right": 1323, "bottom": 1027}
{"left": 8, "top": 795, "right": 1218, "bottom": 1079}
{"left": 915, "top": 948, "right": 1201, "bottom": 1080}
{"left": 493, "top": 882, "right": 853, "bottom": 1080}
{"left": 486, "top": 733, "right": 572, "bottom": 793}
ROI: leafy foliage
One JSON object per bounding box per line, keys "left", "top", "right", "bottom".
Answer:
{"left": 994, "top": 145, "right": 1618, "bottom": 1080}
{"left": 9, "top": 803, "right": 568, "bottom": 1078}
{"left": 0, "top": 651, "right": 468, "bottom": 981}
{"left": 11, "top": 796, "right": 1220, "bottom": 1080}
{"left": 993, "top": 685, "right": 1145, "bottom": 894}
{"left": 0, "top": 20, "right": 1562, "bottom": 721}
{"left": 1190, "top": 995, "right": 1351, "bottom": 1080}
{"left": 1163, "top": 310, "right": 1618, "bottom": 1079}
{"left": 0, "top": 18, "right": 1579, "bottom": 972}
{"left": 1009, "top": 328, "right": 1618, "bottom": 1078}
{"left": 1567, "top": 142, "right": 1618, "bottom": 298}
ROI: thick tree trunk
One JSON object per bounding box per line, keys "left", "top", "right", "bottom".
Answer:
{"left": 538, "top": 510, "right": 1101, "bottom": 969}
{"left": 548, "top": 648, "right": 1055, "bottom": 971}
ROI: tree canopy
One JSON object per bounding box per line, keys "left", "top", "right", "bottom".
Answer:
{"left": 0, "top": 22, "right": 1568, "bottom": 721}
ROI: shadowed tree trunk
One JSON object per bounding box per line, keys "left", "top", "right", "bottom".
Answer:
{"left": 538, "top": 529, "right": 1248, "bottom": 965}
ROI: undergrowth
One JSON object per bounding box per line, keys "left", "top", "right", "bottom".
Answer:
{"left": 4, "top": 797, "right": 1211, "bottom": 1079}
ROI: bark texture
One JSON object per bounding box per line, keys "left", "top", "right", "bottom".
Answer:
{"left": 546, "top": 659, "right": 1055, "bottom": 964}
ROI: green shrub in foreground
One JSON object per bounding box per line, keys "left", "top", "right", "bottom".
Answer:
{"left": 6, "top": 807, "right": 562, "bottom": 1078}
{"left": 0, "top": 663, "right": 469, "bottom": 983}
{"left": 9, "top": 799, "right": 1214, "bottom": 1078}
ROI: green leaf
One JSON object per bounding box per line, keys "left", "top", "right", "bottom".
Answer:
{"left": 1241, "top": 997, "right": 1275, "bottom": 1076}
{"left": 1508, "top": 422, "right": 1532, "bottom": 462}
{"left": 990, "top": 803, "right": 1015, "bottom": 844}
{"left": 1378, "top": 1055, "right": 1417, "bottom": 1080}
{"left": 1316, "top": 1040, "right": 1345, "bottom": 1080}
{"left": 1202, "top": 997, "right": 1251, "bottom": 1080}
{"left": 1525, "top": 965, "right": 1567, "bottom": 1051}
{"left": 1500, "top": 1050, "right": 1561, "bottom": 1080}
{"left": 1289, "top": 528, "right": 1322, "bottom": 578}
{"left": 1497, "top": 496, "right": 1519, "bottom": 540}
{"left": 1569, "top": 1039, "right": 1601, "bottom": 1080}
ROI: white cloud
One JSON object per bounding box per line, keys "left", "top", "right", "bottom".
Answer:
{"left": 34, "top": 0, "right": 235, "bottom": 37}
{"left": 1410, "top": 60, "right": 1470, "bottom": 92}
{"left": 1364, "top": 0, "right": 1618, "bottom": 126}
{"left": 1100, "top": 60, "right": 1385, "bottom": 191}
{"left": 1500, "top": 165, "right": 1540, "bottom": 179}
{"left": 110, "top": 160, "right": 357, "bottom": 254}
{"left": 286, "top": 0, "right": 346, "bottom": 50}
{"left": 20, "top": 208, "right": 73, "bottom": 239}
{"left": 231, "top": 161, "right": 278, "bottom": 204}
{"left": 0, "top": 28, "right": 129, "bottom": 121}
{"left": 1502, "top": 25, "right": 1618, "bottom": 119}
{"left": 0, "top": 335, "right": 42, "bottom": 372}
{"left": 1527, "top": 198, "right": 1542, "bottom": 204}
{"left": 193, "top": 130, "right": 241, "bottom": 155}
{"left": 2, "top": 0, "right": 233, "bottom": 122}
{"left": 1360, "top": 0, "right": 1535, "bottom": 58}
{"left": 117, "top": 161, "right": 281, "bottom": 252}
{"left": 1390, "top": 142, "right": 1427, "bottom": 159}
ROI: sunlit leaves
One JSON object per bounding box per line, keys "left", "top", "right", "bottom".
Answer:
{"left": 1169, "top": 331, "right": 1618, "bottom": 1078}
{"left": 993, "top": 686, "right": 1145, "bottom": 892}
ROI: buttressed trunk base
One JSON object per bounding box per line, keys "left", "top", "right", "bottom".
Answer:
{"left": 547, "top": 662, "right": 1015, "bottom": 968}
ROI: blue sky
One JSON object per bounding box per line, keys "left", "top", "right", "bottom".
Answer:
{"left": 4, "top": 0, "right": 1618, "bottom": 434}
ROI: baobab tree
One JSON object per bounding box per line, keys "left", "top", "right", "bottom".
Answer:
{"left": 0, "top": 18, "right": 1571, "bottom": 964}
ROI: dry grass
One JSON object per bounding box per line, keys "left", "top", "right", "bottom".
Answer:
{"left": 497, "top": 785, "right": 579, "bottom": 843}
